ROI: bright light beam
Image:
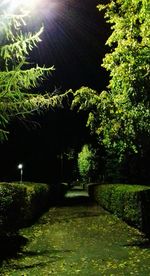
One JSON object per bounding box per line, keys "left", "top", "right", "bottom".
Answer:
{"left": 13, "top": 0, "right": 41, "bottom": 9}
{"left": 1, "top": 0, "right": 41, "bottom": 13}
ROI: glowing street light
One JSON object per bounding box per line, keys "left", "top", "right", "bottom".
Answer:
{"left": 18, "top": 163, "right": 23, "bottom": 183}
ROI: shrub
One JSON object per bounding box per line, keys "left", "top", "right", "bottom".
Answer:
{"left": 23, "top": 182, "right": 50, "bottom": 223}
{"left": 88, "top": 184, "right": 150, "bottom": 236}
{"left": 0, "top": 182, "right": 51, "bottom": 237}
{"left": 0, "top": 183, "right": 26, "bottom": 236}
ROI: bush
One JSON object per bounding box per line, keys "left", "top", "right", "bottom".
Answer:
{"left": 23, "top": 182, "right": 50, "bottom": 223}
{"left": 0, "top": 182, "right": 51, "bottom": 237}
{"left": 0, "top": 183, "right": 26, "bottom": 236}
{"left": 88, "top": 184, "right": 150, "bottom": 236}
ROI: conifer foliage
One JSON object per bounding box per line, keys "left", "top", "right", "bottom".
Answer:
{"left": 0, "top": 10, "right": 61, "bottom": 141}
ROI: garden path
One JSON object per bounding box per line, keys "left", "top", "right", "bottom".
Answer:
{"left": 1, "top": 188, "right": 150, "bottom": 275}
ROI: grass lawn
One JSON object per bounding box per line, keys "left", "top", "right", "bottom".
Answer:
{"left": 0, "top": 190, "right": 150, "bottom": 275}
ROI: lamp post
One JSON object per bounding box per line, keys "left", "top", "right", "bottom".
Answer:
{"left": 18, "top": 163, "right": 23, "bottom": 183}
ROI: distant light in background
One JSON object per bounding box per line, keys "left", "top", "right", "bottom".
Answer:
{"left": 17, "top": 163, "right": 23, "bottom": 183}
{"left": 18, "top": 163, "right": 23, "bottom": 170}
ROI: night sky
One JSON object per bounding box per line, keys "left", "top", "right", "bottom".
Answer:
{"left": 0, "top": 0, "right": 110, "bottom": 183}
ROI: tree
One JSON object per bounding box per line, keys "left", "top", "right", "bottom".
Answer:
{"left": 78, "top": 144, "right": 97, "bottom": 183}
{"left": 96, "top": 0, "right": 150, "bottom": 155}
{"left": 0, "top": 10, "right": 65, "bottom": 141}
{"left": 72, "top": 0, "right": 150, "bottom": 160}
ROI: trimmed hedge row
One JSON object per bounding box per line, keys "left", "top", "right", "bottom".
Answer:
{"left": 0, "top": 182, "right": 51, "bottom": 237}
{"left": 88, "top": 184, "right": 150, "bottom": 236}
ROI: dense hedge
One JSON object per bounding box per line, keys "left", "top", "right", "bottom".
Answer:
{"left": 88, "top": 184, "right": 150, "bottom": 236}
{"left": 0, "top": 182, "right": 51, "bottom": 237}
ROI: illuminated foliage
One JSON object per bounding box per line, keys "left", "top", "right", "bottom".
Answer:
{"left": 96, "top": 0, "right": 150, "bottom": 154}
{"left": 72, "top": 0, "right": 150, "bottom": 159}
{"left": 0, "top": 11, "right": 64, "bottom": 141}
{"left": 78, "top": 144, "right": 97, "bottom": 182}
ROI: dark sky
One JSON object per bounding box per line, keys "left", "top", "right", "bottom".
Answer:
{"left": 0, "top": 0, "right": 110, "bottom": 183}
{"left": 30, "top": 0, "right": 109, "bottom": 91}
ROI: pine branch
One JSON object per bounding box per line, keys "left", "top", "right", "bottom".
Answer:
{"left": 0, "top": 12, "right": 29, "bottom": 40}
{"left": 0, "top": 90, "right": 70, "bottom": 117}
{"left": 0, "top": 27, "right": 44, "bottom": 63}
{"left": 0, "top": 128, "right": 9, "bottom": 142}
{"left": 0, "top": 65, "right": 55, "bottom": 96}
{"left": 0, "top": 11, "right": 65, "bottom": 142}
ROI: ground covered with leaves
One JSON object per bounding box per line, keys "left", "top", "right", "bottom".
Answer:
{"left": 0, "top": 189, "right": 150, "bottom": 275}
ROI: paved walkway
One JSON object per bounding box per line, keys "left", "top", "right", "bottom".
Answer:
{"left": 1, "top": 189, "right": 150, "bottom": 275}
